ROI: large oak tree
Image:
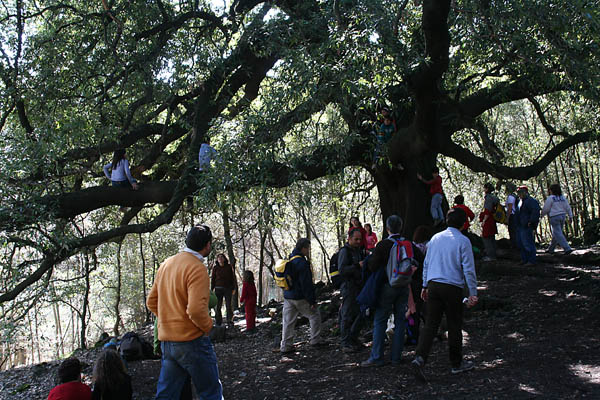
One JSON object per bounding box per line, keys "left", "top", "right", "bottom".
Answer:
{"left": 1, "top": 0, "right": 599, "bottom": 304}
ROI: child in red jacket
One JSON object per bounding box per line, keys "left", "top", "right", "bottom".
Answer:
{"left": 240, "top": 270, "right": 257, "bottom": 333}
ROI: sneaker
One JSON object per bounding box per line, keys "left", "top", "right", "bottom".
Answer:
{"left": 275, "top": 347, "right": 294, "bottom": 354}
{"left": 411, "top": 356, "right": 427, "bottom": 382}
{"left": 451, "top": 360, "right": 474, "bottom": 374}
{"left": 360, "top": 358, "right": 384, "bottom": 368}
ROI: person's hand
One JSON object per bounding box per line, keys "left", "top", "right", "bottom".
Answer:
{"left": 359, "top": 260, "right": 364, "bottom": 268}
{"left": 421, "top": 288, "right": 428, "bottom": 302}
{"left": 417, "top": 173, "right": 423, "bottom": 181}
{"left": 132, "top": 182, "right": 139, "bottom": 190}
{"left": 467, "top": 295, "right": 478, "bottom": 308}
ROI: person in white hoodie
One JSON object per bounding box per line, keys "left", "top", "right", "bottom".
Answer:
{"left": 541, "top": 184, "right": 574, "bottom": 254}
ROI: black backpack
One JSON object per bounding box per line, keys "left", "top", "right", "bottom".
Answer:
{"left": 119, "top": 332, "right": 144, "bottom": 361}
{"left": 329, "top": 250, "right": 342, "bottom": 289}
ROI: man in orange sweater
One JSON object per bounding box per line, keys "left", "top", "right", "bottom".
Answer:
{"left": 147, "top": 224, "right": 223, "bottom": 400}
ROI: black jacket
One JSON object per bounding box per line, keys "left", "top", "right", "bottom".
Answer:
{"left": 337, "top": 244, "right": 366, "bottom": 287}
{"left": 283, "top": 249, "right": 316, "bottom": 305}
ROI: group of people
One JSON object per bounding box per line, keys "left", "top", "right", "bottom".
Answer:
{"left": 416, "top": 164, "right": 575, "bottom": 265}
{"left": 273, "top": 209, "right": 479, "bottom": 384}
{"left": 48, "top": 351, "right": 132, "bottom": 400}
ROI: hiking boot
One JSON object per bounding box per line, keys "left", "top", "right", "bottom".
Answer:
{"left": 451, "top": 360, "right": 474, "bottom": 374}
{"left": 411, "top": 356, "right": 427, "bottom": 382}
{"left": 360, "top": 358, "right": 384, "bottom": 368}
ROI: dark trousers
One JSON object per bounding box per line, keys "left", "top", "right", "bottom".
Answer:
{"left": 508, "top": 214, "right": 518, "bottom": 248}
{"left": 214, "top": 287, "right": 233, "bottom": 326}
{"left": 339, "top": 283, "right": 363, "bottom": 346}
{"left": 416, "top": 281, "right": 464, "bottom": 368}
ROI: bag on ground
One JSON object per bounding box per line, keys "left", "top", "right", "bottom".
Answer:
{"left": 386, "top": 238, "right": 418, "bottom": 287}
{"left": 274, "top": 255, "right": 301, "bottom": 290}
{"left": 119, "top": 331, "right": 144, "bottom": 361}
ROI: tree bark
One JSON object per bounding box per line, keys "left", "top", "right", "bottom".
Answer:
{"left": 114, "top": 242, "right": 123, "bottom": 337}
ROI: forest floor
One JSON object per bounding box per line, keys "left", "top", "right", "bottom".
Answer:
{"left": 1, "top": 247, "right": 599, "bottom": 400}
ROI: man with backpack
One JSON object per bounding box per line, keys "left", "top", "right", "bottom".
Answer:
{"left": 515, "top": 185, "right": 541, "bottom": 266}
{"left": 361, "top": 215, "right": 415, "bottom": 367}
{"left": 338, "top": 228, "right": 367, "bottom": 352}
{"left": 412, "top": 208, "right": 478, "bottom": 382}
{"left": 279, "top": 238, "right": 325, "bottom": 353}
{"left": 147, "top": 225, "right": 223, "bottom": 400}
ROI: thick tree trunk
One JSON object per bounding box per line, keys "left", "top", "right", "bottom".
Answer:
{"left": 372, "top": 154, "right": 442, "bottom": 239}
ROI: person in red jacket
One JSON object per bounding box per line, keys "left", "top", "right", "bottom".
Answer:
{"left": 348, "top": 217, "right": 368, "bottom": 249}
{"left": 240, "top": 270, "right": 258, "bottom": 333}
{"left": 48, "top": 358, "right": 91, "bottom": 400}
{"left": 417, "top": 167, "right": 445, "bottom": 226}
{"left": 364, "top": 223, "right": 378, "bottom": 252}
{"left": 452, "top": 195, "right": 475, "bottom": 234}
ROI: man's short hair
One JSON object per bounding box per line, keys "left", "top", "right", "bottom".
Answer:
{"left": 385, "top": 215, "right": 403, "bottom": 234}
{"left": 295, "top": 238, "right": 311, "bottom": 251}
{"left": 447, "top": 208, "right": 466, "bottom": 229}
{"left": 57, "top": 357, "right": 82, "bottom": 383}
{"left": 454, "top": 195, "right": 464, "bottom": 205}
{"left": 185, "top": 225, "right": 212, "bottom": 252}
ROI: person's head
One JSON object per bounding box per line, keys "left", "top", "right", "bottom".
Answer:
{"left": 484, "top": 182, "right": 494, "bottom": 194}
{"left": 446, "top": 207, "right": 466, "bottom": 229}
{"left": 517, "top": 185, "right": 529, "bottom": 199}
{"left": 454, "top": 195, "right": 465, "bottom": 205}
{"left": 383, "top": 116, "right": 392, "bottom": 125}
{"left": 381, "top": 107, "right": 390, "bottom": 117}
{"left": 216, "top": 253, "right": 229, "bottom": 267}
{"left": 185, "top": 225, "right": 212, "bottom": 256}
{"left": 385, "top": 215, "right": 403, "bottom": 235}
{"left": 412, "top": 225, "right": 434, "bottom": 244}
{"left": 57, "top": 357, "right": 82, "bottom": 384}
{"left": 295, "top": 238, "right": 311, "bottom": 257}
{"left": 348, "top": 228, "right": 363, "bottom": 248}
{"left": 549, "top": 183, "right": 562, "bottom": 196}
{"left": 243, "top": 270, "right": 254, "bottom": 283}
{"left": 505, "top": 182, "right": 517, "bottom": 194}
{"left": 93, "top": 350, "right": 128, "bottom": 389}
{"left": 431, "top": 166, "right": 439, "bottom": 177}
{"left": 111, "top": 149, "right": 126, "bottom": 170}
{"left": 364, "top": 223, "right": 373, "bottom": 234}
{"left": 349, "top": 216, "right": 362, "bottom": 228}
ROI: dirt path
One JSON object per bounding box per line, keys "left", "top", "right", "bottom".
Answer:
{"left": 1, "top": 253, "right": 599, "bottom": 399}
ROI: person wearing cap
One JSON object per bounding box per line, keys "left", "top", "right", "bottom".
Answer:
{"left": 147, "top": 225, "right": 223, "bottom": 400}
{"left": 515, "top": 186, "right": 541, "bottom": 266}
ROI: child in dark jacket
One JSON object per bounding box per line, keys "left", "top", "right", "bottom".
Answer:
{"left": 240, "top": 270, "right": 257, "bottom": 333}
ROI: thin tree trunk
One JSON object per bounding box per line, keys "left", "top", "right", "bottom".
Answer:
{"left": 80, "top": 251, "right": 92, "bottom": 349}
{"left": 114, "top": 242, "right": 123, "bottom": 337}
{"left": 258, "top": 230, "right": 267, "bottom": 307}
{"left": 136, "top": 218, "right": 150, "bottom": 323}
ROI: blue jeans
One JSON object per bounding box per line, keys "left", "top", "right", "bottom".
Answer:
{"left": 431, "top": 193, "right": 444, "bottom": 222}
{"left": 548, "top": 215, "right": 572, "bottom": 252}
{"left": 517, "top": 226, "right": 536, "bottom": 263}
{"left": 368, "top": 283, "right": 408, "bottom": 364}
{"left": 156, "top": 336, "right": 223, "bottom": 400}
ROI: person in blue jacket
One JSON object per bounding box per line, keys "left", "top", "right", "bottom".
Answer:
{"left": 279, "top": 238, "right": 325, "bottom": 353}
{"left": 515, "top": 185, "right": 541, "bottom": 266}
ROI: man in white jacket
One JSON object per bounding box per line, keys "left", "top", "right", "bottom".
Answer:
{"left": 541, "top": 184, "right": 574, "bottom": 254}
